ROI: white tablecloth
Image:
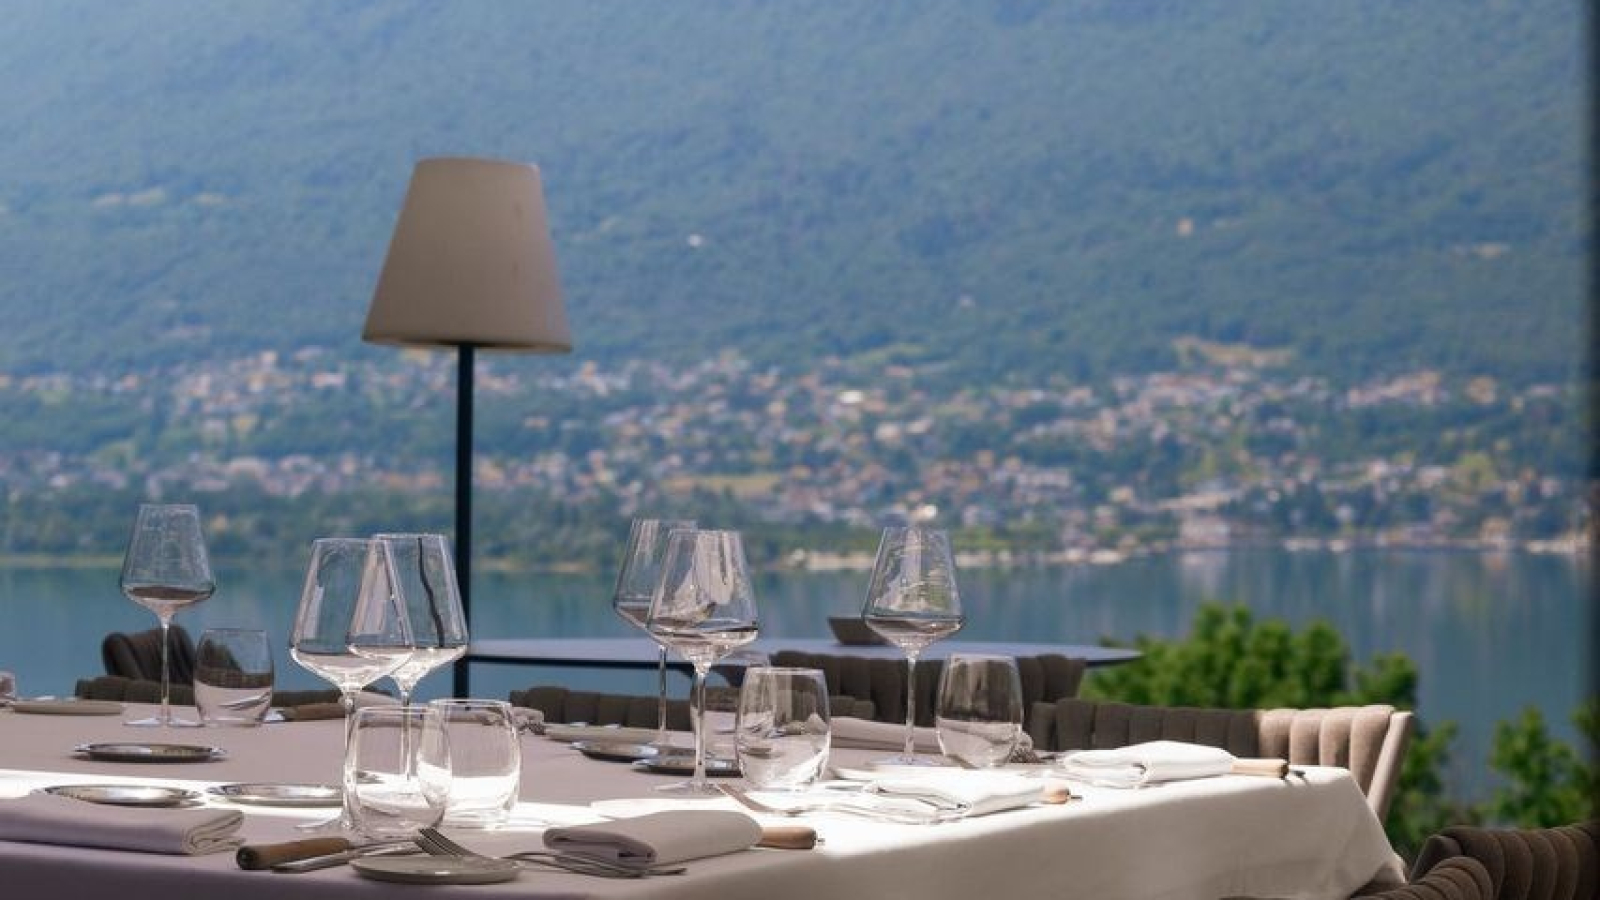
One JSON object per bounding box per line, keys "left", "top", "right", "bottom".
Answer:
{"left": 0, "top": 703, "right": 1403, "bottom": 899}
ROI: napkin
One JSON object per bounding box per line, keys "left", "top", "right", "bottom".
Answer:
{"left": 544, "top": 810, "right": 762, "bottom": 868}
{"left": 829, "top": 716, "right": 942, "bottom": 753}
{"left": 1056, "top": 740, "right": 1236, "bottom": 787}
{"left": 829, "top": 716, "right": 1035, "bottom": 756}
{"left": 864, "top": 770, "right": 1043, "bottom": 818}
{"left": 0, "top": 791, "right": 243, "bottom": 855}
{"left": 542, "top": 723, "right": 660, "bottom": 745}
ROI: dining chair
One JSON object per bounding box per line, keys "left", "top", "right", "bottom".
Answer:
{"left": 507, "top": 684, "right": 877, "bottom": 729}
{"left": 768, "top": 650, "right": 1086, "bottom": 730}
{"left": 1340, "top": 857, "right": 1497, "bottom": 900}
{"left": 74, "top": 674, "right": 343, "bottom": 708}
{"left": 101, "top": 624, "right": 198, "bottom": 684}
{"left": 1380, "top": 821, "right": 1600, "bottom": 900}
{"left": 1031, "top": 697, "right": 1414, "bottom": 821}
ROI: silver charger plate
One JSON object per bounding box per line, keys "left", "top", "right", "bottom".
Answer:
{"left": 573, "top": 740, "right": 661, "bottom": 763}
{"left": 72, "top": 742, "right": 226, "bottom": 763}
{"left": 42, "top": 784, "right": 203, "bottom": 808}
{"left": 207, "top": 782, "right": 342, "bottom": 807}
{"left": 351, "top": 856, "right": 521, "bottom": 885}
{"left": 632, "top": 754, "right": 741, "bottom": 777}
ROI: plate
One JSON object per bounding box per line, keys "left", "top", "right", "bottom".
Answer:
{"left": 351, "top": 855, "right": 521, "bottom": 885}
{"left": 72, "top": 742, "right": 226, "bottom": 763}
{"left": 207, "top": 782, "right": 342, "bottom": 807}
{"left": 632, "top": 754, "right": 741, "bottom": 777}
{"left": 13, "top": 699, "right": 124, "bottom": 716}
{"left": 573, "top": 740, "right": 661, "bottom": 763}
{"left": 42, "top": 784, "right": 203, "bottom": 808}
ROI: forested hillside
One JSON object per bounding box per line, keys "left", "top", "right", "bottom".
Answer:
{"left": 0, "top": 0, "right": 1584, "bottom": 387}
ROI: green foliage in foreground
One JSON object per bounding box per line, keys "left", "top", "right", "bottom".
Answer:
{"left": 1084, "top": 605, "right": 1596, "bottom": 859}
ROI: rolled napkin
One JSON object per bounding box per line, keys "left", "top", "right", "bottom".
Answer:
{"left": 1056, "top": 740, "right": 1236, "bottom": 787}
{"left": 277, "top": 691, "right": 396, "bottom": 721}
{"left": 544, "top": 810, "right": 762, "bottom": 868}
{"left": 865, "top": 770, "right": 1044, "bottom": 818}
{"left": 829, "top": 716, "right": 942, "bottom": 753}
{"left": 542, "top": 723, "right": 660, "bottom": 745}
{"left": 829, "top": 716, "right": 1034, "bottom": 756}
{"left": 0, "top": 791, "right": 243, "bottom": 855}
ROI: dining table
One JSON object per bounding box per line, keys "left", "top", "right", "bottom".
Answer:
{"left": 0, "top": 700, "right": 1404, "bottom": 899}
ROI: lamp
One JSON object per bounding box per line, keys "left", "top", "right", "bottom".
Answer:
{"left": 364, "top": 157, "right": 572, "bottom": 697}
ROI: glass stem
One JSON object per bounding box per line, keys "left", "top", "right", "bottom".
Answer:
{"left": 903, "top": 651, "right": 920, "bottom": 761}
{"left": 339, "top": 688, "right": 358, "bottom": 825}
{"left": 691, "top": 664, "right": 709, "bottom": 787}
{"left": 157, "top": 616, "right": 173, "bottom": 726}
{"left": 655, "top": 645, "right": 669, "bottom": 744}
{"left": 397, "top": 686, "right": 414, "bottom": 778}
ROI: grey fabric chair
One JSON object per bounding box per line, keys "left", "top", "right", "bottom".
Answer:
{"left": 508, "top": 684, "right": 876, "bottom": 730}
{"left": 768, "top": 650, "right": 1085, "bottom": 731}
{"left": 75, "top": 674, "right": 341, "bottom": 709}
{"left": 1385, "top": 821, "right": 1600, "bottom": 900}
{"left": 102, "top": 625, "right": 197, "bottom": 684}
{"left": 1030, "top": 697, "right": 1413, "bottom": 821}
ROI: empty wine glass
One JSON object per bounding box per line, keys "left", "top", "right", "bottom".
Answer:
{"left": 611, "top": 517, "right": 694, "bottom": 748}
{"left": 862, "top": 526, "right": 964, "bottom": 765}
{"left": 646, "top": 529, "right": 759, "bottom": 795}
{"left": 120, "top": 504, "right": 215, "bottom": 728}
{"left": 289, "top": 537, "right": 415, "bottom": 830}
{"left": 374, "top": 534, "right": 466, "bottom": 707}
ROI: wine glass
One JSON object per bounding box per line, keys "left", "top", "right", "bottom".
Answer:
{"left": 120, "top": 504, "right": 215, "bottom": 728}
{"left": 861, "top": 526, "right": 964, "bottom": 765}
{"left": 611, "top": 517, "right": 694, "bottom": 748}
{"left": 373, "top": 534, "right": 466, "bottom": 707}
{"left": 289, "top": 537, "right": 415, "bottom": 830}
{"left": 646, "top": 529, "right": 759, "bottom": 795}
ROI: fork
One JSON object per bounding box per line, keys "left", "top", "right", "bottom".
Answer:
{"left": 414, "top": 827, "right": 687, "bottom": 878}
{"left": 718, "top": 783, "right": 953, "bottom": 825}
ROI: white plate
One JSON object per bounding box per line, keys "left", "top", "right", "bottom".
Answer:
{"left": 351, "top": 855, "right": 521, "bottom": 885}
{"left": 13, "top": 699, "right": 124, "bottom": 716}
{"left": 72, "top": 742, "right": 226, "bottom": 763}
{"left": 207, "top": 782, "right": 342, "bottom": 807}
{"left": 43, "top": 784, "right": 203, "bottom": 808}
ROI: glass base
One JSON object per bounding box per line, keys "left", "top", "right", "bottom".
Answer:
{"left": 125, "top": 715, "right": 203, "bottom": 728}
{"left": 654, "top": 779, "right": 724, "bottom": 797}
{"left": 295, "top": 811, "right": 355, "bottom": 833}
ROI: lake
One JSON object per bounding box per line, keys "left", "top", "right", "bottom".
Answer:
{"left": 0, "top": 549, "right": 1588, "bottom": 801}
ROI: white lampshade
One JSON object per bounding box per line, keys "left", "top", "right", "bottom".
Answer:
{"left": 364, "top": 157, "right": 572, "bottom": 352}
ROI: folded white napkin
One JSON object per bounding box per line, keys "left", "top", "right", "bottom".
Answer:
{"left": 829, "top": 716, "right": 942, "bottom": 752}
{"left": 544, "top": 810, "right": 762, "bottom": 868}
{"left": 1057, "top": 740, "right": 1236, "bottom": 787}
{"left": 0, "top": 792, "right": 243, "bottom": 855}
{"left": 542, "top": 723, "right": 660, "bottom": 745}
{"left": 865, "top": 770, "right": 1043, "bottom": 818}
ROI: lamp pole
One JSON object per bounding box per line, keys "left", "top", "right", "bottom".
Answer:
{"left": 453, "top": 344, "right": 476, "bottom": 697}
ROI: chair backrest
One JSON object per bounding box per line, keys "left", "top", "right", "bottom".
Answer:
{"left": 101, "top": 625, "right": 198, "bottom": 684}
{"left": 507, "top": 685, "right": 876, "bottom": 730}
{"left": 1031, "top": 697, "right": 1413, "bottom": 821}
{"left": 1353, "top": 856, "right": 1496, "bottom": 900}
{"left": 1408, "top": 822, "right": 1600, "bottom": 900}
{"left": 768, "top": 650, "right": 1085, "bottom": 730}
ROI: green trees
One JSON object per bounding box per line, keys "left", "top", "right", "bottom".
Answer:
{"left": 1085, "top": 604, "right": 1595, "bottom": 858}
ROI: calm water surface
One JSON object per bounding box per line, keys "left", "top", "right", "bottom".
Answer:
{"left": 0, "top": 550, "right": 1587, "bottom": 800}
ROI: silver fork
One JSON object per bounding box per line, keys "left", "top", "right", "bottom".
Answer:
{"left": 718, "top": 783, "right": 954, "bottom": 825}
{"left": 414, "top": 827, "right": 686, "bottom": 878}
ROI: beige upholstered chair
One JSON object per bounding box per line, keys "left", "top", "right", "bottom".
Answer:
{"left": 1030, "top": 698, "right": 1413, "bottom": 821}
{"left": 768, "top": 650, "right": 1085, "bottom": 731}
{"left": 508, "top": 685, "right": 876, "bottom": 730}
{"left": 1379, "top": 821, "right": 1600, "bottom": 900}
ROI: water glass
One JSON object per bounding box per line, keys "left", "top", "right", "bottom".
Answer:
{"left": 345, "top": 706, "right": 451, "bottom": 839}
{"left": 428, "top": 699, "right": 520, "bottom": 828}
{"left": 935, "top": 654, "right": 1023, "bottom": 768}
{"left": 736, "top": 667, "right": 831, "bottom": 791}
{"left": 194, "top": 628, "right": 274, "bottom": 726}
